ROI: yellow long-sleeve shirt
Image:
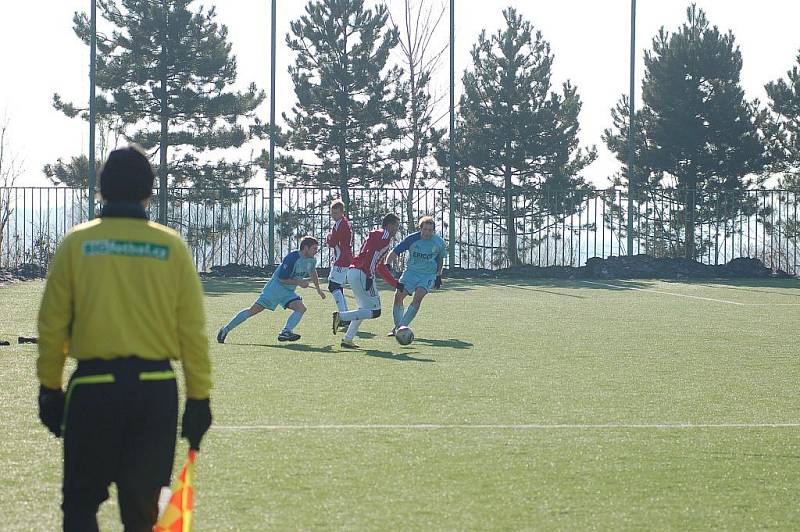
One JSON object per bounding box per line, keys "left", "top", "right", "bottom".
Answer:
{"left": 37, "top": 214, "right": 212, "bottom": 399}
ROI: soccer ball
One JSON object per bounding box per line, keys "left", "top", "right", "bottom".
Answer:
{"left": 395, "top": 326, "right": 414, "bottom": 346}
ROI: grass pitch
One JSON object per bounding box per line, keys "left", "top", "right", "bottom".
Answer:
{"left": 1, "top": 276, "right": 799, "bottom": 530}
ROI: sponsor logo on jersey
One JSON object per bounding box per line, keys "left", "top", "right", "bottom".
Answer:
{"left": 82, "top": 240, "right": 170, "bottom": 261}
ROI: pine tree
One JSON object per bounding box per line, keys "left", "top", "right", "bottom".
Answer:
{"left": 282, "top": 0, "right": 406, "bottom": 209}
{"left": 44, "top": 117, "right": 124, "bottom": 188}
{"left": 765, "top": 48, "right": 800, "bottom": 246}
{"left": 767, "top": 49, "right": 800, "bottom": 188}
{"left": 455, "top": 7, "right": 595, "bottom": 265}
{"left": 49, "top": 0, "right": 265, "bottom": 198}
{"left": 604, "top": 5, "right": 769, "bottom": 259}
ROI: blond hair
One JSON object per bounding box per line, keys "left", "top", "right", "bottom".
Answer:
{"left": 299, "top": 235, "right": 319, "bottom": 250}
{"left": 418, "top": 215, "right": 435, "bottom": 230}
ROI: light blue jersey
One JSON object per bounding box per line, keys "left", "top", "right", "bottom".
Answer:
{"left": 258, "top": 251, "right": 317, "bottom": 310}
{"left": 393, "top": 232, "right": 446, "bottom": 276}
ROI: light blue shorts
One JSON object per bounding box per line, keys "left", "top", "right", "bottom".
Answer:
{"left": 399, "top": 270, "right": 436, "bottom": 295}
{"left": 256, "top": 281, "right": 301, "bottom": 311}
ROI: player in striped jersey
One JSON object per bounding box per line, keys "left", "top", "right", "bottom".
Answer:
{"left": 332, "top": 214, "right": 401, "bottom": 348}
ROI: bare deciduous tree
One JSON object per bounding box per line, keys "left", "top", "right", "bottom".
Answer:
{"left": 0, "top": 115, "right": 25, "bottom": 262}
{"left": 391, "top": 0, "right": 447, "bottom": 229}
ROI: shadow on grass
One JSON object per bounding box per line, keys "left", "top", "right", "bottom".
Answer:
{"left": 200, "top": 275, "right": 798, "bottom": 299}
{"left": 364, "top": 349, "right": 435, "bottom": 363}
{"left": 491, "top": 283, "right": 586, "bottom": 298}
{"left": 441, "top": 278, "right": 652, "bottom": 293}
{"left": 203, "top": 277, "right": 265, "bottom": 297}
{"left": 232, "top": 342, "right": 336, "bottom": 355}
{"left": 414, "top": 337, "right": 473, "bottom": 349}
{"left": 356, "top": 332, "right": 376, "bottom": 339}
{"left": 670, "top": 278, "right": 800, "bottom": 298}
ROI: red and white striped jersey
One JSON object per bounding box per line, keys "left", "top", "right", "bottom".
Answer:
{"left": 326, "top": 216, "right": 353, "bottom": 268}
{"left": 350, "top": 228, "right": 398, "bottom": 287}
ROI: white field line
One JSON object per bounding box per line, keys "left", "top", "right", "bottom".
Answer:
{"left": 214, "top": 423, "right": 800, "bottom": 431}
{"left": 735, "top": 303, "right": 800, "bottom": 306}
{"left": 579, "top": 280, "right": 800, "bottom": 306}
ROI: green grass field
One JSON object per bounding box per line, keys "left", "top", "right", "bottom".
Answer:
{"left": 1, "top": 276, "right": 799, "bottom": 530}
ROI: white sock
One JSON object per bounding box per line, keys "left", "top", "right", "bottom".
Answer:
{"left": 345, "top": 320, "right": 362, "bottom": 341}
{"left": 332, "top": 289, "right": 348, "bottom": 312}
{"left": 340, "top": 308, "right": 373, "bottom": 321}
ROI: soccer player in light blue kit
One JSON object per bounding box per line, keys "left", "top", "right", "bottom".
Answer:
{"left": 217, "top": 236, "right": 326, "bottom": 343}
{"left": 385, "top": 216, "right": 445, "bottom": 335}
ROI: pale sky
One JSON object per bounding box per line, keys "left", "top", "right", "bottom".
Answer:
{"left": 1, "top": 0, "right": 799, "bottom": 187}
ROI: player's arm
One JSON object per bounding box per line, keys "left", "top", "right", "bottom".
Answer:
{"left": 342, "top": 222, "right": 353, "bottom": 252}
{"left": 385, "top": 250, "right": 399, "bottom": 267}
{"left": 277, "top": 253, "right": 309, "bottom": 288}
{"left": 435, "top": 253, "right": 444, "bottom": 289}
{"left": 310, "top": 269, "right": 326, "bottom": 299}
{"left": 325, "top": 223, "right": 338, "bottom": 247}
{"left": 388, "top": 233, "right": 416, "bottom": 267}
{"left": 376, "top": 262, "right": 399, "bottom": 289}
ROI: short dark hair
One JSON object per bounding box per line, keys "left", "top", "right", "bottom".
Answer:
{"left": 382, "top": 213, "right": 400, "bottom": 228}
{"left": 299, "top": 236, "right": 319, "bottom": 250}
{"left": 100, "top": 145, "right": 155, "bottom": 202}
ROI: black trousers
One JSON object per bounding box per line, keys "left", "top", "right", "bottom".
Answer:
{"left": 61, "top": 357, "right": 178, "bottom": 532}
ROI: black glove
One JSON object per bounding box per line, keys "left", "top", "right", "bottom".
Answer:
{"left": 396, "top": 282, "right": 405, "bottom": 293}
{"left": 365, "top": 277, "right": 374, "bottom": 291}
{"left": 181, "top": 398, "right": 212, "bottom": 451}
{"left": 434, "top": 275, "right": 442, "bottom": 289}
{"left": 38, "top": 385, "right": 65, "bottom": 438}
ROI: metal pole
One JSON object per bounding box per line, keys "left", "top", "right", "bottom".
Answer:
{"left": 88, "top": 0, "right": 97, "bottom": 219}
{"left": 448, "top": 0, "right": 456, "bottom": 268}
{"left": 626, "top": 0, "right": 636, "bottom": 256}
{"left": 268, "top": 0, "right": 277, "bottom": 265}
{"left": 158, "top": 0, "right": 169, "bottom": 225}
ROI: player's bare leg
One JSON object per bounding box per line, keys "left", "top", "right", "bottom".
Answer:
{"left": 218, "top": 303, "right": 265, "bottom": 343}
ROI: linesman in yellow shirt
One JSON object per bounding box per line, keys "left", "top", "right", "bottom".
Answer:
{"left": 36, "top": 145, "right": 213, "bottom": 532}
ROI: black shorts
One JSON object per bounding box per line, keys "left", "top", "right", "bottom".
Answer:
{"left": 62, "top": 357, "right": 178, "bottom": 529}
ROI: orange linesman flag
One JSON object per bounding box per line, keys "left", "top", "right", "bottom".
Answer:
{"left": 154, "top": 450, "right": 198, "bottom": 532}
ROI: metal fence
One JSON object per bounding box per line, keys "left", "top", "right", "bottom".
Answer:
{"left": 1, "top": 186, "right": 798, "bottom": 274}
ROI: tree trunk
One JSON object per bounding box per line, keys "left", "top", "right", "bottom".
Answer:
{"left": 407, "top": 158, "right": 418, "bottom": 231}
{"left": 406, "top": 59, "right": 420, "bottom": 232}
{"left": 505, "top": 165, "right": 519, "bottom": 266}
{"left": 338, "top": 20, "right": 350, "bottom": 211}
{"left": 158, "top": 0, "right": 169, "bottom": 225}
{"left": 407, "top": 120, "right": 420, "bottom": 232}
{"left": 338, "top": 138, "right": 350, "bottom": 210}
{"left": 684, "top": 179, "right": 696, "bottom": 260}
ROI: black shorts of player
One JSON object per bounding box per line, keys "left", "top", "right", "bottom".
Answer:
{"left": 61, "top": 357, "right": 178, "bottom": 532}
